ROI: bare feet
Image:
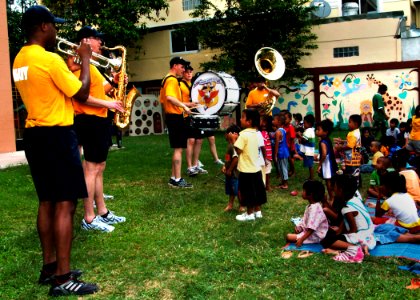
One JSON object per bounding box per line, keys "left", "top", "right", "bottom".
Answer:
{"left": 280, "top": 185, "right": 288, "bottom": 189}
{"left": 238, "top": 206, "right": 246, "bottom": 212}
{"left": 322, "top": 248, "right": 341, "bottom": 256}
{"left": 224, "top": 205, "right": 233, "bottom": 212}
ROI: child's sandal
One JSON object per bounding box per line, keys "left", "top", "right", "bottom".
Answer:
{"left": 281, "top": 250, "right": 293, "bottom": 259}
{"left": 297, "top": 251, "right": 314, "bottom": 258}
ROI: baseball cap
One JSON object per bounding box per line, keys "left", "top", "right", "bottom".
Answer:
{"left": 170, "top": 56, "right": 190, "bottom": 67}
{"left": 185, "top": 64, "right": 194, "bottom": 71}
{"left": 76, "top": 26, "right": 105, "bottom": 42}
{"left": 22, "top": 5, "right": 66, "bottom": 29}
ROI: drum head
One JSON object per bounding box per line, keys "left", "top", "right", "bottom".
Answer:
{"left": 191, "top": 72, "right": 226, "bottom": 115}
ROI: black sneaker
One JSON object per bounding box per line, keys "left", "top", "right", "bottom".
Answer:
{"left": 170, "top": 178, "right": 193, "bottom": 188}
{"left": 38, "top": 269, "right": 83, "bottom": 285}
{"left": 49, "top": 278, "right": 98, "bottom": 296}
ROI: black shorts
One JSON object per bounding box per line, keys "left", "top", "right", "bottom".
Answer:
{"left": 184, "top": 117, "right": 205, "bottom": 139}
{"left": 320, "top": 228, "right": 347, "bottom": 248}
{"left": 24, "top": 126, "right": 88, "bottom": 202}
{"left": 74, "top": 114, "right": 110, "bottom": 163}
{"left": 165, "top": 114, "right": 188, "bottom": 148}
{"left": 203, "top": 130, "right": 215, "bottom": 138}
{"left": 238, "top": 171, "right": 267, "bottom": 207}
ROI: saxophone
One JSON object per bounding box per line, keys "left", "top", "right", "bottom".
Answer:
{"left": 104, "top": 45, "right": 140, "bottom": 129}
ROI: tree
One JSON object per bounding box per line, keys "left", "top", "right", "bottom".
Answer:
{"left": 7, "top": 0, "right": 37, "bottom": 66}
{"left": 41, "top": 0, "right": 169, "bottom": 48}
{"left": 185, "top": 0, "right": 318, "bottom": 84}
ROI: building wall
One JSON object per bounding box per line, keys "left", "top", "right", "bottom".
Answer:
{"left": 300, "top": 16, "right": 403, "bottom": 68}
{"left": 0, "top": 0, "right": 16, "bottom": 153}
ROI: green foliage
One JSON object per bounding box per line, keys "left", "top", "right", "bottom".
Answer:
{"left": 0, "top": 133, "right": 417, "bottom": 298}
{"left": 39, "top": 0, "right": 169, "bottom": 47}
{"left": 7, "top": 0, "right": 37, "bottom": 65}
{"left": 185, "top": 0, "right": 319, "bottom": 84}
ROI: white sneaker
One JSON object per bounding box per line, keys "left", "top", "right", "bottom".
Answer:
{"left": 214, "top": 159, "right": 224, "bottom": 166}
{"left": 198, "top": 160, "right": 204, "bottom": 168}
{"left": 194, "top": 166, "right": 208, "bottom": 174}
{"left": 97, "top": 211, "right": 126, "bottom": 225}
{"left": 103, "top": 193, "right": 114, "bottom": 200}
{"left": 81, "top": 216, "right": 115, "bottom": 232}
{"left": 236, "top": 212, "right": 255, "bottom": 221}
{"left": 254, "top": 211, "right": 263, "bottom": 219}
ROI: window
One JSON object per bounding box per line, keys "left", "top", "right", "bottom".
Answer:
{"left": 182, "top": 0, "right": 201, "bottom": 11}
{"left": 333, "top": 46, "right": 359, "bottom": 58}
{"left": 170, "top": 30, "right": 199, "bottom": 53}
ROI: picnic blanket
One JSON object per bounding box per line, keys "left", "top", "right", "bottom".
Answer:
{"left": 284, "top": 242, "right": 420, "bottom": 262}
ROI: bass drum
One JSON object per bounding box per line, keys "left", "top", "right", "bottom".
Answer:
{"left": 190, "top": 115, "right": 220, "bottom": 131}
{"left": 191, "top": 71, "right": 240, "bottom": 116}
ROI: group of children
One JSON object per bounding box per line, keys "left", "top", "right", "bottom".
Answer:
{"left": 283, "top": 107, "right": 420, "bottom": 263}
{"left": 222, "top": 106, "right": 420, "bottom": 263}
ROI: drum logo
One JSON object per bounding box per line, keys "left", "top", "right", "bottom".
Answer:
{"left": 194, "top": 78, "right": 222, "bottom": 110}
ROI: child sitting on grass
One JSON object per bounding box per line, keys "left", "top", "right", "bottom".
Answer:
{"left": 316, "top": 119, "right": 337, "bottom": 203}
{"left": 286, "top": 180, "right": 329, "bottom": 247}
{"left": 376, "top": 171, "right": 420, "bottom": 233}
{"left": 392, "top": 149, "right": 420, "bottom": 210}
{"left": 386, "top": 118, "right": 400, "bottom": 144}
{"left": 361, "top": 140, "right": 383, "bottom": 174}
{"left": 367, "top": 156, "right": 391, "bottom": 199}
{"left": 296, "top": 114, "right": 316, "bottom": 180}
{"left": 222, "top": 124, "right": 245, "bottom": 212}
{"left": 234, "top": 109, "right": 267, "bottom": 221}
{"left": 273, "top": 114, "right": 289, "bottom": 189}
{"left": 321, "top": 175, "right": 376, "bottom": 263}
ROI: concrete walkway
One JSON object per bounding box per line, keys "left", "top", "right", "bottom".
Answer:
{"left": 0, "top": 151, "right": 27, "bottom": 169}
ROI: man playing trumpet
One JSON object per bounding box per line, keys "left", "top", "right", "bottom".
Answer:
{"left": 66, "top": 26, "right": 126, "bottom": 232}
{"left": 245, "top": 76, "right": 280, "bottom": 115}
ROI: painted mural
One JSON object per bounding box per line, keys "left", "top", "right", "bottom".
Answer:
{"left": 274, "top": 68, "right": 418, "bottom": 128}
{"left": 274, "top": 79, "right": 315, "bottom": 117}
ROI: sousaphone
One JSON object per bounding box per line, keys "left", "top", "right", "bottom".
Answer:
{"left": 253, "top": 47, "right": 285, "bottom": 114}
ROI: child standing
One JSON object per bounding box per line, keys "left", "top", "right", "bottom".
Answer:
{"left": 234, "top": 109, "right": 267, "bottom": 221}
{"left": 283, "top": 111, "right": 296, "bottom": 177}
{"left": 222, "top": 124, "right": 244, "bottom": 212}
{"left": 260, "top": 116, "right": 273, "bottom": 191}
{"left": 297, "top": 114, "right": 316, "bottom": 180}
{"left": 292, "top": 113, "right": 304, "bottom": 130}
{"left": 386, "top": 118, "right": 400, "bottom": 144}
{"left": 273, "top": 114, "right": 289, "bottom": 189}
{"left": 407, "top": 105, "right": 420, "bottom": 154}
{"left": 286, "top": 180, "right": 329, "bottom": 246}
{"left": 316, "top": 119, "right": 337, "bottom": 203}
{"left": 335, "top": 114, "right": 362, "bottom": 187}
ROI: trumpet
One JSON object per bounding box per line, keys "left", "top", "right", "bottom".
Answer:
{"left": 56, "top": 36, "right": 122, "bottom": 71}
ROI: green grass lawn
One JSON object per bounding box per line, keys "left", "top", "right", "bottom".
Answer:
{"left": 0, "top": 132, "right": 418, "bottom": 299}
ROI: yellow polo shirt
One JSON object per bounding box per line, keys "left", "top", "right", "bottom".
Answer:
{"left": 72, "top": 65, "right": 108, "bottom": 118}
{"left": 180, "top": 80, "right": 191, "bottom": 103}
{"left": 13, "top": 44, "right": 82, "bottom": 127}
{"left": 246, "top": 88, "right": 269, "bottom": 107}
{"left": 160, "top": 74, "right": 183, "bottom": 114}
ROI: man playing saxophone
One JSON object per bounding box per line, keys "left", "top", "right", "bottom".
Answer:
{"left": 245, "top": 76, "right": 280, "bottom": 115}
{"left": 67, "top": 26, "right": 126, "bottom": 232}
